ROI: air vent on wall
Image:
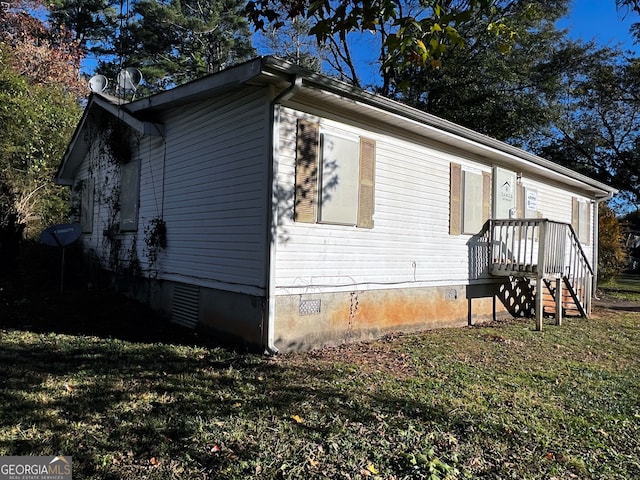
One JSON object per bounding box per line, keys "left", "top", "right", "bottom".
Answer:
{"left": 171, "top": 284, "right": 199, "bottom": 329}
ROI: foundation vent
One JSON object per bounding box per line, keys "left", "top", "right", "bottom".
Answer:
{"left": 172, "top": 284, "right": 200, "bottom": 329}
{"left": 446, "top": 288, "right": 458, "bottom": 300}
{"left": 299, "top": 299, "right": 321, "bottom": 316}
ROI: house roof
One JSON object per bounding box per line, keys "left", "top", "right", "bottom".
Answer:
{"left": 57, "top": 56, "right": 617, "bottom": 199}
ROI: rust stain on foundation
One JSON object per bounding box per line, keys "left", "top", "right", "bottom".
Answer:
{"left": 324, "top": 290, "right": 470, "bottom": 331}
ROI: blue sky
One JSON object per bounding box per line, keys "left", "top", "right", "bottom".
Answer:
{"left": 326, "top": 0, "right": 640, "bottom": 88}
{"left": 559, "top": 0, "right": 638, "bottom": 53}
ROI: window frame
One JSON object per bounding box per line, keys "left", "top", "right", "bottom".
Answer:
{"left": 294, "top": 119, "right": 375, "bottom": 229}
{"left": 317, "top": 129, "right": 361, "bottom": 226}
{"left": 450, "top": 162, "right": 491, "bottom": 235}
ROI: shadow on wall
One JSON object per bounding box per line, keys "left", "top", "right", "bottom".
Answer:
{"left": 467, "top": 222, "right": 491, "bottom": 281}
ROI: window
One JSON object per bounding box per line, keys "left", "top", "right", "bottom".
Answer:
{"left": 294, "top": 119, "right": 375, "bottom": 228}
{"left": 120, "top": 160, "right": 140, "bottom": 231}
{"left": 80, "top": 178, "right": 94, "bottom": 233}
{"left": 572, "top": 197, "right": 591, "bottom": 245}
{"left": 450, "top": 163, "right": 491, "bottom": 235}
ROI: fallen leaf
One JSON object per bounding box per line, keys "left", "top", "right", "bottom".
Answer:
{"left": 366, "top": 463, "right": 379, "bottom": 474}
{"left": 149, "top": 457, "right": 158, "bottom": 466}
{"left": 232, "top": 402, "right": 241, "bottom": 408}
{"left": 308, "top": 457, "right": 319, "bottom": 467}
{"left": 290, "top": 414, "right": 303, "bottom": 423}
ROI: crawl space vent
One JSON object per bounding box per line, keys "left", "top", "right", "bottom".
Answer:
{"left": 171, "top": 284, "right": 200, "bottom": 329}
{"left": 299, "top": 299, "right": 321, "bottom": 315}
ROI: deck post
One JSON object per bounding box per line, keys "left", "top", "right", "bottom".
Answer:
{"left": 555, "top": 277, "right": 563, "bottom": 326}
{"left": 535, "top": 276, "right": 544, "bottom": 331}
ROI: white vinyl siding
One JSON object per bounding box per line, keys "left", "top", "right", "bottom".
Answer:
{"left": 72, "top": 87, "right": 271, "bottom": 295}
{"left": 147, "top": 88, "right": 270, "bottom": 293}
{"left": 274, "top": 107, "right": 596, "bottom": 293}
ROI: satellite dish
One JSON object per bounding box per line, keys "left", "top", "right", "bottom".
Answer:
{"left": 40, "top": 223, "right": 82, "bottom": 247}
{"left": 117, "top": 67, "right": 143, "bottom": 91}
{"left": 88, "top": 74, "right": 108, "bottom": 93}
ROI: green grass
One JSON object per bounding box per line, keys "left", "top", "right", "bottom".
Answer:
{"left": 599, "top": 273, "right": 640, "bottom": 301}
{"left": 1, "top": 305, "right": 639, "bottom": 479}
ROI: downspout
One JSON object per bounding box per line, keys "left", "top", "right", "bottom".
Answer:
{"left": 263, "top": 75, "right": 302, "bottom": 355}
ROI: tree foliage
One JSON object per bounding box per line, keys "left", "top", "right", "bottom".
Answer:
{"left": 49, "top": 0, "right": 255, "bottom": 93}
{"left": 598, "top": 203, "right": 629, "bottom": 281}
{"left": 0, "top": 4, "right": 83, "bottom": 235}
{"left": 255, "top": 15, "right": 327, "bottom": 72}
{"left": 1, "top": 0, "right": 85, "bottom": 97}
{"left": 535, "top": 48, "right": 640, "bottom": 208}
{"left": 383, "top": 0, "right": 571, "bottom": 141}
{"left": 246, "top": 0, "right": 511, "bottom": 83}
{"left": 125, "top": 0, "right": 255, "bottom": 91}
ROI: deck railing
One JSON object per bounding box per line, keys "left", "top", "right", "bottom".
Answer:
{"left": 490, "top": 219, "right": 593, "bottom": 316}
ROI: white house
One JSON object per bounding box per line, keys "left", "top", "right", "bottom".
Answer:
{"left": 57, "top": 56, "right": 617, "bottom": 352}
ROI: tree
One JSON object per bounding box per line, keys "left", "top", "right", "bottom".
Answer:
{"left": 255, "top": 15, "right": 327, "bottom": 72}
{"left": 383, "top": 0, "right": 572, "bottom": 142}
{"left": 535, "top": 49, "right": 640, "bottom": 209}
{"left": 122, "top": 0, "right": 255, "bottom": 91}
{"left": 0, "top": 3, "right": 83, "bottom": 235}
{"left": 246, "top": 0, "right": 510, "bottom": 83}
{"left": 50, "top": 0, "right": 255, "bottom": 93}
{"left": 1, "top": 0, "right": 85, "bottom": 97}
{"left": 598, "top": 203, "right": 629, "bottom": 281}
{"left": 48, "top": 0, "right": 118, "bottom": 54}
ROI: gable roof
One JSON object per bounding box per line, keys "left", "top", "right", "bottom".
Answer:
{"left": 57, "top": 56, "right": 617, "bottom": 199}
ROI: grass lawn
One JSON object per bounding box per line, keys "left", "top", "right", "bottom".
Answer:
{"left": 598, "top": 273, "right": 640, "bottom": 301}
{"left": 1, "top": 283, "right": 639, "bottom": 478}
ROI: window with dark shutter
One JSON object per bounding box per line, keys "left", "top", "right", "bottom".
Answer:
{"left": 482, "top": 171, "right": 491, "bottom": 223}
{"left": 450, "top": 163, "right": 491, "bottom": 235}
{"left": 294, "top": 119, "right": 376, "bottom": 228}
{"left": 120, "top": 160, "right": 139, "bottom": 232}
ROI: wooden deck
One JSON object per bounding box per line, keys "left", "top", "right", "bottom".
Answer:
{"left": 489, "top": 219, "right": 593, "bottom": 329}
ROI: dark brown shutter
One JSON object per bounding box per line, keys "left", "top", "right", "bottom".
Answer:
{"left": 482, "top": 171, "right": 491, "bottom": 223}
{"left": 295, "top": 119, "right": 319, "bottom": 223}
{"left": 357, "top": 137, "right": 376, "bottom": 228}
{"left": 450, "top": 163, "right": 462, "bottom": 235}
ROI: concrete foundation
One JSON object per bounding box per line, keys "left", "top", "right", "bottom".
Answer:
{"left": 273, "top": 283, "right": 509, "bottom": 352}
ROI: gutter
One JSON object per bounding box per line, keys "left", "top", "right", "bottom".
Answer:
{"left": 260, "top": 57, "right": 616, "bottom": 199}
{"left": 263, "top": 75, "right": 302, "bottom": 355}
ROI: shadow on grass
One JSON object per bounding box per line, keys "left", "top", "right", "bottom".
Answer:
{"left": 1, "top": 245, "right": 629, "bottom": 479}
{"left": 0, "top": 319, "right": 479, "bottom": 479}
{"left": 0, "top": 258, "right": 488, "bottom": 478}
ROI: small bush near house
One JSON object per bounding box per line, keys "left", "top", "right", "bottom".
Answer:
{"left": 598, "top": 204, "right": 628, "bottom": 282}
